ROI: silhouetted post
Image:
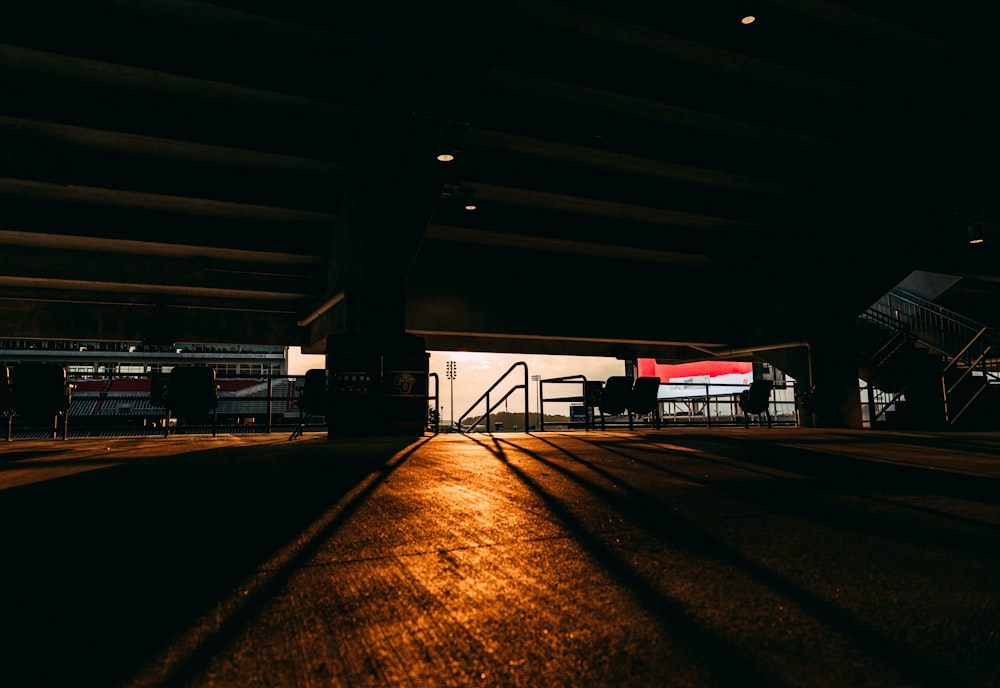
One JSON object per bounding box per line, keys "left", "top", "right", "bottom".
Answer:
{"left": 446, "top": 360, "right": 456, "bottom": 430}
{"left": 531, "top": 374, "right": 541, "bottom": 430}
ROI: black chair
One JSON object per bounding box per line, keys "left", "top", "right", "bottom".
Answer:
{"left": 164, "top": 366, "right": 219, "bottom": 436}
{"left": 598, "top": 376, "right": 633, "bottom": 429}
{"left": 628, "top": 376, "right": 662, "bottom": 429}
{"left": 290, "top": 368, "right": 327, "bottom": 440}
{"left": 599, "top": 376, "right": 664, "bottom": 430}
{"left": 739, "top": 379, "right": 774, "bottom": 428}
{"left": 10, "top": 363, "right": 74, "bottom": 439}
{"left": 1, "top": 366, "right": 12, "bottom": 441}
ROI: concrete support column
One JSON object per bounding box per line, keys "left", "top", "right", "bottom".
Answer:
{"left": 309, "top": 112, "right": 444, "bottom": 437}
{"left": 325, "top": 331, "right": 429, "bottom": 438}
{"left": 806, "top": 324, "right": 863, "bottom": 429}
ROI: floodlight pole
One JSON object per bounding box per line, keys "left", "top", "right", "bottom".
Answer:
{"left": 446, "top": 360, "right": 457, "bottom": 430}
{"left": 531, "top": 374, "right": 541, "bottom": 429}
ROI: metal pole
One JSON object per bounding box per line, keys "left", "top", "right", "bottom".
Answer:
{"left": 705, "top": 383, "right": 711, "bottom": 427}
{"left": 446, "top": 360, "right": 456, "bottom": 431}
{"left": 524, "top": 366, "right": 530, "bottom": 432}
{"left": 531, "top": 374, "right": 541, "bottom": 431}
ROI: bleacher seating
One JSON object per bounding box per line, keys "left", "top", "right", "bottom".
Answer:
{"left": 72, "top": 380, "right": 108, "bottom": 393}
{"left": 69, "top": 399, "right": 100, "bottom": 416}
{"left": 22, "top": 374, "right": 304, "bottom": 436}
{"left": 108, "top": 378, "right": 151, "bottom": 393}
{"left": 217, "top": 379, "right": 262, "bottom": 393}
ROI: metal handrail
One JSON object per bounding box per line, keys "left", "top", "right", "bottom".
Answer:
{"left": 428, "top": 371, "right": 439, "bottom": 434}
{"left": 866, "top": 288, "right": 1000, "bottom": 360}
{"left": 863, "top": 288, "right": 1000, "bottom": 426}
{"left": 538, "top": 374, "right": 590, "bottom": 431}
{"left": 457, "top": 362, "right": 529, "bottom": 433}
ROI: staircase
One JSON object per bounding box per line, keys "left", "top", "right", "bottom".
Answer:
{"left": 859, "top": 289, "right": 1000, "bottom": 429}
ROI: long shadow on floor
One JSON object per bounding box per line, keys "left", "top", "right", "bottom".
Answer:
{"left": 0, "top": 435, "right": 422, "bottom": 688}
{"left": 496, "top": 432, "right": 998, "bottom": 688}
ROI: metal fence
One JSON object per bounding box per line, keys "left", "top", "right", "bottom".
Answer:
{"left": 7, "top": 372, "right": 324, "bottom": 439}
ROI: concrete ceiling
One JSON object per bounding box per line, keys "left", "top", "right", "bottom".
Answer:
{"left": 1, "top": 1, "right": 998, "bottom": 362}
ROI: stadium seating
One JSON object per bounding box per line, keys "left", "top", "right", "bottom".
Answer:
{"left": 108, "top": 378, "right": 151, "bottom": 393}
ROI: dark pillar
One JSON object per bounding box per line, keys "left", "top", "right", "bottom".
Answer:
{"left": 807, "top": 324, "right": 863, "bottom": 429}
{"left": 326, "top": 331, "right": 429, "bottom": 438}
{"left": 381, "top": 333, "right": 431, "bottom": 435}
{"left": 315, "top": 109, "right": 445, "bottom": 438}
{"left": 325, "top": 332, "right": 382, "bottom": 437}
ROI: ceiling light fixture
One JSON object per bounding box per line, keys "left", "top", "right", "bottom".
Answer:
{"left": 436, "top": 153, "right": 455, "bottom": 162}
{"left": 968, "top": 222, "right": 985, "bottom": 244}
{"left": 741, "top": 15, "right": 756, "bottom": 25}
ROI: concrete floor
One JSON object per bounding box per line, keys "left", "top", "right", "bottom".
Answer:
{"left": 2, "top": 428, "right": 999, "bottom": 688}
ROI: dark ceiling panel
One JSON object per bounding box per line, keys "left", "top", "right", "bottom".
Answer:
{"left": 0, "top": 0, "right": 997, "bottom": 356}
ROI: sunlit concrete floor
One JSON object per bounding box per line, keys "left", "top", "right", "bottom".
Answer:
{"left": 2, "top": 428, "right": 999, "bottom": 688}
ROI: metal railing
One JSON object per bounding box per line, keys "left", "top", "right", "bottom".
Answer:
{"left": 656, "top": 380, "right": 797, "bottom": 427}
{"left": 538, "top": 374, "right": 595, "bottom": 431}
{"left": 862, "top": 288, "right": 1000, "bottom": 360}
{"left": 457, "top": 362, "right": 529, "bottom": 433}
{"left": 6, "top": 372, "right": 312, "bottom": 439}
{"left": 861, "top": 288, "right": 1000, "bottom": 426}
{"left": 539, "top": 376, "right": 798, "bottom": 429}
{"left": 428, "top": 372, "right": 440, "bottom": 433}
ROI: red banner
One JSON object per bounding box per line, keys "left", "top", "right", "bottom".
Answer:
{"left": 637, "top": 359, "right": 752, "bottom": 381}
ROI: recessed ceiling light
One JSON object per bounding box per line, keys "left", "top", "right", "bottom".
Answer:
{"left": 464, "top": 204, "right": 477, "bottom": 211}
{"left": 436, "top": 153, "right": 455, "bottom": 162}
{"left": 968, "top": 223, "right": 985, "bottom": 244}
{"left": 741, "top": 15, "right": 756, "bottom": 25}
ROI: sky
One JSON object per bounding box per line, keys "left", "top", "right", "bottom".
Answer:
{"left": 287, "top": 347, "right": 627, "bottom": 419}
{"left": 428, "top": 350, "right": 627, "bottom": 421}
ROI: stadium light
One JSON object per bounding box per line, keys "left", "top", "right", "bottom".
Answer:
{"left": 531, "top": 374, "right": 541, "bottom": 426}
{"left": 446, "top": 361, "right": 457, "bottom": 430}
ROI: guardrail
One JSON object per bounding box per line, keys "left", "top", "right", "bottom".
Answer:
{"left": 25, "top": 372, "right": 312, "bottom": 438}
{"left": 538, "top": 375, "right": 601, "bottom": 430}
{"left": 457, "top": 362, "right": 530, "bottom": 433}
{"left": 540, "top": 376, "right": 798, "bottom": 429}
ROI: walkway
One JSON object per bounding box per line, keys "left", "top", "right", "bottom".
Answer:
{"left": 2, "top": 428, "right": 999, "bottom": 687}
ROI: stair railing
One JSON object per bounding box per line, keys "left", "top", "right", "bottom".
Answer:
{"left": 458, "top": 362, "right": 529, "bottom": 433}
{"left": 863, "top": 288, "right": 1000, "bottom": 426}
{"left": 866, "top": 288, "right": 999, "bottom": 360}
{"left": 859, "top": 311, "right": 914, "bottom": 423}
{"left": 941, "top": 331, "right": 993, "bottom": 424}
{"left": 864, "top": 380, "right": 907, "bottom": 425}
